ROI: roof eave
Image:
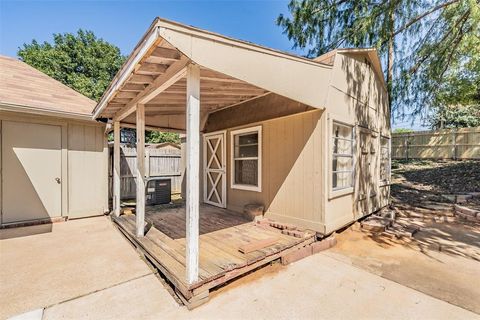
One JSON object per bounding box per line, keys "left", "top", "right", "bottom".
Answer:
{"left": 1, "top": 103, "right": 95, "bottom": 121}
{"left": 94, "top": 18, "right": 333, "bottom": 120}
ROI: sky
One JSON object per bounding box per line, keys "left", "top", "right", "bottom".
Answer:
{"left": 0, "top": 0, "right": 425, "bottom": 130}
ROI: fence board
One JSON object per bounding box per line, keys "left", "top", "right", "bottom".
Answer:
{"left": 108, "top": 144, "right": 182, "bottom": 199}
{"left": 392, "top": 127, "right": 480, "bottom": 160}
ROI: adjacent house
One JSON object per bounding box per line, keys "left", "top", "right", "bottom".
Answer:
{"left": 0, "top": 55, "right": 108, "bottom": 226}
{"left": 93, "top": 18, "right": 391, "bottom": 306}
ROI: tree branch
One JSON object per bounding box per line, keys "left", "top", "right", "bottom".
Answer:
{"left": 392, "top": 0, "right": 461, "bottom": 38}
{"left": 438, "top": 17, "right": 472, "bottom": 79}
{"left": 408, "top": 9, "right": 470, "bottom": 75}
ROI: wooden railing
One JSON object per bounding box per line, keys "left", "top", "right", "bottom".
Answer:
{"left": 392, "top": 127, "right": 480, "bottom": 160}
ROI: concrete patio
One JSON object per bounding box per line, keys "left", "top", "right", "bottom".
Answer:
{"left": 1, "top": 216, "right": 478, "bottom": 320}
{"left": 0, "top": 216, "right": 153, "bottom": 319}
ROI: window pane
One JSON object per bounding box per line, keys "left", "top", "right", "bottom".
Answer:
{"left": 238, "top": 133, "right": 258, "bottom": 146}
{"left": 333, "top": 156, "right": 353, "bottom": 172}
{"left": 235, "top": 145, "right": 258, "bottom": 158}
{"left": 235, "top": 159, "right": 258, "bottom": 186}
{"left": 333, "top": 138, "right": 353, "bottom": 155}
{"left": 333, "top": 123, "right": 352, "bottom": 140}
{"left": 332, "top": 122, "right": 354, "bottom": 190}
{"left": 333, "top": 172, "right": 352, "bottom": 189}
{"left": 234, "top": 132, "right": 259, "bottom": 158}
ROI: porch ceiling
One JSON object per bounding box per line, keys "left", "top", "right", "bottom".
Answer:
{"left": 99, "top": 41, "right": 268, "bottom": 131}
{"left": 94, "top": 18, "right": 333, "bottom": 131}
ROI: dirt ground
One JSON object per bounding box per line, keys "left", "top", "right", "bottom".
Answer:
{"left": 391, "top": 159, "right": 480, "bottom": 210}
{"left": 331, "top": 159, "right": 480, "bottom": 314}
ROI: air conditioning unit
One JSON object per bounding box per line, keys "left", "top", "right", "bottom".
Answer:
{"left": 146, "top": 178, "right": 171, "bottom": 205}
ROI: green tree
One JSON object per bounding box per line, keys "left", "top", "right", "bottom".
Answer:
{"left": 107, "top": 129, "right": 181, "bottom": 144}
{"left": 145, "top": 131, "right": 181, "bottom": 144}
{"left": 277, "top": 0, "right": 480, "bottom": 119}
{"left": 429, "top": 105, "right": 480, "bottom": 128}
{"left": 393, "top": 128, "right": 415, "bottom": 133}
{"left": 18, "top": 29, "right": 125, "bottom": 101}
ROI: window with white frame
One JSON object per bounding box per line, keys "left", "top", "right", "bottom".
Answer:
{"left": 231, "top": 126, "right": 261, "bottom": 191}
{"left": 380, "top": 136, "right": 390, "bottom": 182}
{"left": 332, "top": 122, "right": 354, "bottom": 190}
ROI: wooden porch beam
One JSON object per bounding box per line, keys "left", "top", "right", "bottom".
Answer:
{"left": 186, "top": 63, "right": 200, "bottom": 285}
{"left": 113, "top": 121, "right": 121, "bottom": 217}
{"left": 135, "top": 103, "right": 146, "bottom": 237}
{"left": 113, "top": 56, "right": 190, "bottom": 122}
{"left": 120, "top": 122, "right": 186, "bottom": 134}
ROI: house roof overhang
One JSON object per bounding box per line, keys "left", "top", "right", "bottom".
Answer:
{"left": 93, "top": 18, "right": 333, "bottom": 132}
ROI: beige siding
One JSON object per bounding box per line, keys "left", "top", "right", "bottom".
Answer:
{"left": 0, "top": 111, "right": 108, "bottom": 224}
{"left": 205, "top": 109, "right": 326, "bottom": 232}
{"left": 198, "top": 52, "right": 389, "bottom": 235}
{"left": 68, "top": 123, "right": 108, "bottom": 218}
{"left": 323, "top": 52, "right": 390, "bottom": 233}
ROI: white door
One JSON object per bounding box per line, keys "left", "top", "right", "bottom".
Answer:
{"left": 203, "top": 131, "right": 226, "bottom": 208}
{"left": 2, "top": 121, "right": 62, "bottom": 223}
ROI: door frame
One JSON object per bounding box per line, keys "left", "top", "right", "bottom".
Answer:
{"left": 203, "top": 130, "right": 227, "bottom": 208}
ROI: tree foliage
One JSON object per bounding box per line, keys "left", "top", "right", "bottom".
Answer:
{"left": 429, "top": 104, "right": 480, "bottom": 128}
{"left": 393, "top": 128, "right": 415, "bottom": 133}
{"left": 107, "top": 129, "right": 181, "bottom": 144}
{"left": 18, "top": 29, "right": 181, "bottom": 144}
{"left": 145, "top": 131, "right": 181, "bottom": 144}
{"left": 18, "top": 29, "right": 125, "bottom": 101}
{"left": 277, "top": 0, "right": 480, "bottom": 125}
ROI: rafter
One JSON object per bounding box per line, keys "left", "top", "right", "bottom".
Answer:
{"left": 113, "top": 55, "right": 190, "bottom": 121}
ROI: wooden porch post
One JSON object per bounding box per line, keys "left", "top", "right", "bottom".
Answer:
{"left": 186, "top": 63, "right": 200, "bottom": 284}
{"left": 136, "top": 103, "right": 146, "bottom": 237}
{"left": 113, "top": 121, "right": 121, "bottom": 217}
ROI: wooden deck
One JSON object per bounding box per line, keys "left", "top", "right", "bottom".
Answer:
{"left": 145, "top": 203, "right": 251, "bottom": 239}
{"left": 113, "top": 204, "right": 315, "bottom": 308}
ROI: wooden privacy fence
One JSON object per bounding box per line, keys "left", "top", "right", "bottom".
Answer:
{"left": 109, "top": 144, "right": 183, "bottom": 199}
{"left": 392, "top": 127, "right": 480, "bottom": 160}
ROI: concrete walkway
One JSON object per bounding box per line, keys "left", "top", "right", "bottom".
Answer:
{"left": 45, "top": 254, "right": 479, "bottom": 320}
{"left": 0, "top": 217, "right": 153, "bottom": 320}
{"left": 2, "top": 217, "right": 478, "bottom": 320}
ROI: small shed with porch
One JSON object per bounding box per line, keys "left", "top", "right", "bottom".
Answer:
{"left": 93, "top": 18, "right": 391, "bottom": 307}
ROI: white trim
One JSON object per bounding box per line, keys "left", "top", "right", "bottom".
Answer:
{"left": 328, "top": 115, "right": 355, "bottom": 199}
{"left": 113, "top": 121, "right": 121, "bottom": 217}
{"left": 185, "top": 64, "right": 200, "bottom": 285}
{"left": 92, "top": 26, "right": 159, "bottom": 119}
{"left": 203, "top": 130, "right": 227, "bottom": 208}
{"left": 135, "top": 104, "right": 146, "bottom": 237}
{"left": 230, "top": 125, "right": 262, "bottom": 192}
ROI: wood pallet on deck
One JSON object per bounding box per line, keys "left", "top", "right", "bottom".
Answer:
{"left": 112, "top": 215, "right": 315, "bottom": 309}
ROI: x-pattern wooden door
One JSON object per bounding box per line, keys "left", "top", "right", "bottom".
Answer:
{"left": 203, "top": 131, "right": 226, "bottom": 207}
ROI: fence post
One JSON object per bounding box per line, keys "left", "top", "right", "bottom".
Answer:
{"left": 405, "top": 134, "right": 409, "bottom": 160}
{"left": 452, "top": 129, "right": 457, "bottom": 160}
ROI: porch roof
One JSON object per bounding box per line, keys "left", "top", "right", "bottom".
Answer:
{"left": 92, "top": 18, "right": 333, "bottom": 131}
